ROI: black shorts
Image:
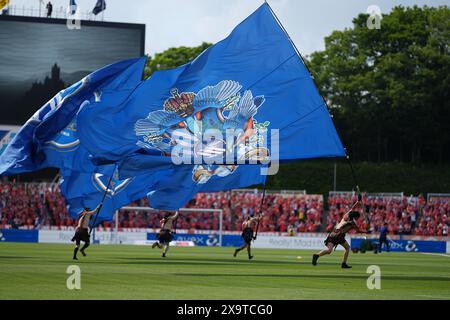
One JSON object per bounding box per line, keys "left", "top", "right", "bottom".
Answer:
{"left": 71, "top": 228, "right": 90, "bottom": 244}
{"left": 325, "top": 230, "right": 346, "bottom": 246}
{"left": 157, "top": 230, "right": 173, "bottom": 244}
{"left": 242, "top": 227, "right": 254, "bottom": 244}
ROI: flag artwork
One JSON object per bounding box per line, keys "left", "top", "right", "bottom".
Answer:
{"left": 77, "top": 3, "right": 345, "bottom": 183}
{"left": 0, "top": 3, "right": 346, "bottom": 222}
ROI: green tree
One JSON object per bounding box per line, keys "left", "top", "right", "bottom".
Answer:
{"left": 308, "top": 6, "right": 450, "bottom": 164}
{"left": 143, "top": 42, "right": 212, "bottom": 79}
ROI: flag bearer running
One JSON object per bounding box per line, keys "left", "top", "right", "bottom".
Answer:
{"left": 71, "top": 206, "right": 99, "bottom": 260}
{"left": 312, "top": 200, "right": 367, "bottom": 268}
{"left": 152, "top": 211, "right": 179, "bottom": 258}
{"left": 233, "top": 213, "right": 262, "bottom": 260}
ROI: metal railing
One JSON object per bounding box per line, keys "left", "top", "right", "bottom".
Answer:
{"left": 328, "top": 191, "right": 355, "bottom": 197}
{"left": 427, "top": 193, "right": 450, "bottom": 202}
{"left": 5, "top": 4, "right": 105, "bottom": 21}
{"left": 231, "top": 189, "right": 307, "bottom": 196}
{"left": 328, "top": 191, "right": 405, "bottom": 199}
{"left": 366, "top": 192, "right": 404, "bottom": 199}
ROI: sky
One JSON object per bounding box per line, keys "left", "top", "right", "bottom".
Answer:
{"left": 6, "top": 0, "right": 450, "bottom": 57}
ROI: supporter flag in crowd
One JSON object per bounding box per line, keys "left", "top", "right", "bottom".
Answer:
{"left": 77, "top": 3, "right": 346, "bottom": 182}
{"left": 92, "top": 0, "right": 106, "bottom": 15}
{"left": 0, "top": 0, "right": 8, "bottom": 9}
{"left": 69, "top": 0, "right": 77, "bottom": 15}
{"left": 0, "top": 0, "right": 9, "bottom": 13}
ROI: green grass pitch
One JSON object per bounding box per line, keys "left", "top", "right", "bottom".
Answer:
{"left": 0, "top": 242, "right": 449, "bottom": 300}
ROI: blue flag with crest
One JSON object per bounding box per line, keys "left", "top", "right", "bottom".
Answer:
{"left": 1, "top": 3, "right": 347, "bottom": 217}
{"left": 77, "top": 3, "right": 346, "bottom": 185}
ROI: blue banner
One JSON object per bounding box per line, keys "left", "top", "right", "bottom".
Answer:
{"left": 147, "top": 232, "right": 242, "bottom": 247}
{"left": 351, "top": 238, "right": 446, "bottom": 253}
{"left": 78, "top": 3, "right": 345, "bottom": 175}
{"left": 0, "top": 229, "right": 39, "bottom": 243}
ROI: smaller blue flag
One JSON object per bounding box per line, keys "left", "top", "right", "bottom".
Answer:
{"left": 60, "top": 164, "right": 176, "bottom": 223}
{"left": 60, "top": 165, "right": 153, "bottom": 223}
{"left": 69, "top": 0, "right": 77, "bottom": 14}
{"left": 92, "top": 0, "right": 106, "bottom": 15}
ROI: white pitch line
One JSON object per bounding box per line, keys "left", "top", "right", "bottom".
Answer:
{"left": 420, "top": 253, "right": 450, "bottom": 258}
{"left": 416, "top": 295, "right": 449, "bottom": 299}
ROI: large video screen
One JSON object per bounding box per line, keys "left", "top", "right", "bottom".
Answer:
{"left": 0, "top": 16, "right": 145, "bottom": 125}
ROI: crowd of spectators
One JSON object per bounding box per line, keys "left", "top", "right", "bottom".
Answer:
{"left": 415, "top": 197, "right": 449, "bottom": 236}
{"left": 327, "top": 193, "right": 425, "bottom": 235}
{"left": 0, "top": 182, "right": 71, "bottom": 228}
{"left": 0, "top": 181, "right": 448, "bottom": 236}
{"left": 111, "top": 192, "right": 323, "bottom": 232}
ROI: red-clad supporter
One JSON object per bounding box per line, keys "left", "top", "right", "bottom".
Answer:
{"left": 184, "top": 192, "right": 323, "bottom": 232}
{"left": 415, "top": 197, "right": 450, "bottom": 236}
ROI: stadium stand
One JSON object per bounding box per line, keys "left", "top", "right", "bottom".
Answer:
{"left": 327, "top": 192, "right": 426, "bottom": 235}
{"left": 0, "top": 181, "right": 448, "bottom": 236}
{"left": 415, "top": 196, "right": 449, "bottom": 236}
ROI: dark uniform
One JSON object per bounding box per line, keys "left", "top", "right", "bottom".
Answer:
{"left": 241, "top": 227, "right": 254, "bottom": 244}
{"left": 313, "top": 210, "right": 363, "bottom": 268}
{"left": 324, "top": 220, "right": 357, "bottom": 248}
{"left": 71, "top": 227, "right": 90, "bottom": 245}
{"left": 71, "top": 207, "right": 96, "bottom": 260}
{"left": 324, "top": 228, "right": 347, "bottom": 247}
{"left": 234, "top": 215, "right": 261, "bottom": 260}
{"left": 157, "top": 229, "right": 174, "bottom": 244}
{"left": 378, "top": 225, "right": 390, "bottom": 252}
{"left": 152, "top": 211, "right": 179, "bottom": 257}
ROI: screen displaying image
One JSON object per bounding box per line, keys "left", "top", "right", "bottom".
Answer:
{"left": 0, "top": 16, "right": 145, "bottom": 125}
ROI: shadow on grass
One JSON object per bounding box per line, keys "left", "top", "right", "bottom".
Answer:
{"left": 113, "top": 256, "right": 306, "bottom": 267}
{"left": 171, "top": 273, "right": 450, "bottom": 282}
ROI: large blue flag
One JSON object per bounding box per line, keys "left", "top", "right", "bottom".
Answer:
{"left": 77, "top": 3, "right": 346, "bottom": 182}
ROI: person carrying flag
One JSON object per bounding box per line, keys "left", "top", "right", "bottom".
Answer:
{"left": 233, "top": 213, "right": 262, "bottom": 260}
{"left": 71, "top": 205, "right": 100, "bottom": 260}
{"left": 312, "top": 200, "right": 367, "bottom": 268}
{"left": 152, "top": 211, "right": 179, "bottom": 258}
